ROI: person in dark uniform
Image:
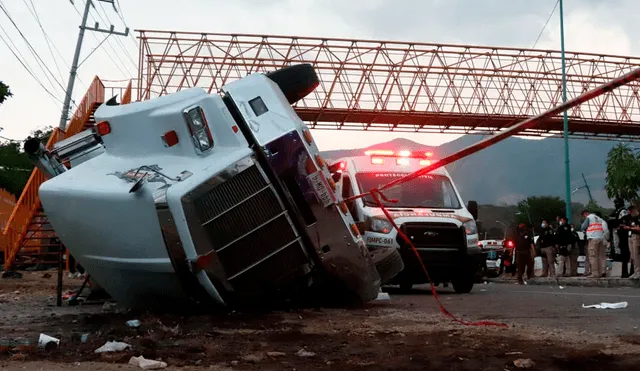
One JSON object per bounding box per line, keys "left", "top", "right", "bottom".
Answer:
{"left": 538, "top": 220, "right": 557, "bottom": 277}
{"left": 622, "top": 206, "right": 640, "bottom": 279}
{"left": 612, "top": 201, "right": 633, "bottom": 278}
{"left": 515, "top": 223, "right": 535, "bottom": 284}
{"left": 556, "top": 216, "right": 573, "bottom": 277}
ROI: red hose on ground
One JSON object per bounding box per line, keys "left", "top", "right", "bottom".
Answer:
{"left": 370, "top": 189, "right": 508, "bottom": 328}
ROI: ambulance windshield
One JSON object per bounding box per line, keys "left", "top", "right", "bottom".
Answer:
{"left": 355, "top": 172, "right": 461, "bottom": 209}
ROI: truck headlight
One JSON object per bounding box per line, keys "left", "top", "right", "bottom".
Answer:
{"left": 184, "top": 106, "right": 214, "bottom": 153}
{"left": 463, "top": 220, "right": 477, "bottom": 235}
{"left": 370, "top": 217, "right": 393, "bottom": 234}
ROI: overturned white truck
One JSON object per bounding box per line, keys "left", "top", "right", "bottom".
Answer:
{"left": 26, "top": 64, "right": 404, "bottom": 309}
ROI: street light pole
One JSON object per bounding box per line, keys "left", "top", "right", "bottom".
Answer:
{"left": 560, "top": 0, "right": 572, "bottom": 221}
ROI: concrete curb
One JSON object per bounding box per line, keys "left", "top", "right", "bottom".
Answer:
{"left": 486, "top": 276, "right": 640, "bottom": 288}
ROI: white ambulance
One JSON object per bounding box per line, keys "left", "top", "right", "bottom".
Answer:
{"left": 329, "top": 149, "right": 484, "bottom": 293}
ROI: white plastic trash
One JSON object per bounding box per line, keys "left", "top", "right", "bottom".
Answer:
{"left": 375, "top": 292, "right": 391, "bottom": 301}
{"left": 582, "top": 301, "right": 628, "bottom": 309}
{"left": 38, "top": 333, "right": 60, "bottom": 349}
{"left": 129, "top": 355, "right": 168, "bottom": 369}
{"left": 95, "top": 341, "right": 131, "bottom": 353}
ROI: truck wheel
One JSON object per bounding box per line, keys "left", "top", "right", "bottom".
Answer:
{"left": 264, "top": 64, "right": 320, "bottom": 104}
{"left": 452, "top": 277, "right": 474, "bottom": 294}
{"left": 370, "top": 248, "right": 405, "bottom": 284}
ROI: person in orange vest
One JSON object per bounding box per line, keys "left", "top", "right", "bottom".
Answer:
{"left": 581, "top": 210, "right": 610, "bottom": 278}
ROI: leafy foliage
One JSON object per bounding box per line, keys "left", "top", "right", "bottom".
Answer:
{"left": 605, "top": 143, "right": 640, "bottom": 203}
{"left": 515, "top": 196, "right": 566, "bottom": 228}
{"left": 0, "top": 81, "right": 12, "bottom": 105}
{"left": 0, "top": 126, "right": 54, "bottom": 196}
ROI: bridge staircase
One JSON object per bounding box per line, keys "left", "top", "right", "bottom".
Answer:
{"left": 1, "top": 78, "right": 133, "bottom": 272}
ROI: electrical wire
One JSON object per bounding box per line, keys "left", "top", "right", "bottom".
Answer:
{"left": 0, "top": 27, "right": 64, "bottom": 106}
{"left": 70, "top": 0, "right": 132, "bottom": 78}
{"left": 114, "top": 0, "right": 139, "bottom": 52}
{"left": 95, "top": 1, "right": 137, "bottom": 73}
{"left": 0, "top": 0, "right": 66, "bottom": 94}
{"left": 532, "top": 0, "right": 560, "bottom": 49}
{"left": 23, "top": 0, "right": 64, "bottom": 84}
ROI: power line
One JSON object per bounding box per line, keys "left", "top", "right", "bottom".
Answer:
{"left": 0, "top": 26, "right": 63, "bottom": 106}
{"left": 532, "top": 0, "right": 560, "bottom": 49}
{"left": 115, "top": 0, "right": 140, "bottom": 52}
{"left": 0, "top": 1, "right": 67, "bottom": 95}
{"left": 95, "top": 1, "right": 137, "bottom": 73}
{"left": 70, "top": 1, "right": 132, "bottom": 78}
{"left": 23, "top": 0, "right": 64, "bottom": 84}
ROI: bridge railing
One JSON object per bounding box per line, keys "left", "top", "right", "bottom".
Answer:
{"left": 136, "top": 30, "right": 640, "bottom": 140}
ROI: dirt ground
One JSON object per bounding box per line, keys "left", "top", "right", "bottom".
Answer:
{"left": 1, "top": 272, "right": 640, "bottom": 370}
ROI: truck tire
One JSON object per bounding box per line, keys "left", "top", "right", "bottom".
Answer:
{"left": 452, "top": 277, "right": 474, "bottom": 294}
{"left": 265, "top": 64, "right": 320, "bottom": 104}
{"left": 370, "top": 248, "right": 405, "bottom": 284}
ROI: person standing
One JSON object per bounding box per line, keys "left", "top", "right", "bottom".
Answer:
{"left": 569, "top": 224, "right": 580, "bottom": 276}
{"left": 615, "top": 204, "right": 634, "bottom": 278}
{"left": 538, "top": 219, "right": 557, "bottom": 277}
{"left": 622, "top": 206, "right": 640, "bottom": 280}
{"left": 581, "top": 210, "right": 610, "bottom": 278}
{"left": 556, "top": 217, "right": 573, "bottom": 277}
{"left": 515, "top": 223, "right": 535, "bottom": 284}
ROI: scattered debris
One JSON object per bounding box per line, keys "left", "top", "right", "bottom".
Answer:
{"left": 102, "top": 302, "right": 117, "bottom": 312}
{"left": 80, "top": 334, "right": 89, "bottom": 344}
{"left": 513, "top": 358, "right": 535, "bottom": 368}
{"left": 127, "top": 319, "right": 141, "bottom": 328}
{"left": 506, "top": 351, "right": 523, "bottom": 355}
{"left": 267, "top": 351, "right": 286, "bottom": 357}
{"left": 129, "top": 355, "right": 168, "bottom": 369}
{"left": 296, "top": 348, "right": 316, "bottom": 357}
{"left": 42, "top": 273, "right": 52, "bottom": 279}
{"left": 582, "top": 301, "right": 628, "bottom": 309}
{"left": 37, "top": 333, "right": 60, "bottom": 350}
{"left": 375, "top": 292, "right": 391, "bottom": 301}
{"left": 94, "top": 341, "right": 131, "bottom": 353}
{"left": 242, "top": 353, "right": 265, "bottom": 363}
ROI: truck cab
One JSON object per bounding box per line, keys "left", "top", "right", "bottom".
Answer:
{"left": 329, "top": 149, "right": 483, "bottom": 293}
{"left": 31, "top": 64, "right": 398, "bottom": 309}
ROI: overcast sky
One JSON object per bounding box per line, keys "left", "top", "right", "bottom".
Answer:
{"left": 0, "top": 0, "right": 637, "bottom": 150}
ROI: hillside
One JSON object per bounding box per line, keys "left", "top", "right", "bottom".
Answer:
{"left": 320, "top": 135, "right": 616, "bottom": 207}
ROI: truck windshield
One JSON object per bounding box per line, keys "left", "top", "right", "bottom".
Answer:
{"left": 355, "top": 172, "right": 462, "bottom": 209}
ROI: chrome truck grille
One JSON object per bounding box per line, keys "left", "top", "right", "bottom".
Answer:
{"left": 187, "top": 162, "right": 309, "bottom": 289}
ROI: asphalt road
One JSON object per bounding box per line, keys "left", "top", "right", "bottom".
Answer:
{"left": 385, "top": 283, "right": 640, "bottom": 336}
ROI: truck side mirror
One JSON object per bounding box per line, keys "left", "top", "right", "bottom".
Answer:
{"left": 467, "top": 200, "right": 478, "bottom": 220}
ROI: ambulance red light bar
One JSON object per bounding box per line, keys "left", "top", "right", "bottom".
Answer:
{"left": 365, "top": 148, "right": 436, "bottom": 165}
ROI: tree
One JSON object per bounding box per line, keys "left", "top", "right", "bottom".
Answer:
{"left": 0, "top": 126, "right": 54, "bottom": 197}
{"left": 605, "top": 143, "right": 640, "bottom": 203}
{"left": 0, "top": 81, "right": 12, "bottom": 105}
{"left": 516, "top": 196, "right": 566, "bottom": 230}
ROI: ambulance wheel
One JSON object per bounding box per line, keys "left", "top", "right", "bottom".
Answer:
{"left": 370, "top": 248, "right": 405, "bottom": 284}
{"left": 265, "top": 64, "right": 320, "bottom": 104}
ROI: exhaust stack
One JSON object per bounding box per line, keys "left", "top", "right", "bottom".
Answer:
{"left": 23, "top": 138, "right": 66, "bottom": 179}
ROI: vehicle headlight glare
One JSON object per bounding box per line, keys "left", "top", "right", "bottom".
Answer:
{"left": 370, "top": 218, "right": 393, "bottom": 234}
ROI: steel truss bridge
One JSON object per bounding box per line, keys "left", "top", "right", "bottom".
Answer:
{"left": 135, "top": 30, "right": 640, "bottom": 141}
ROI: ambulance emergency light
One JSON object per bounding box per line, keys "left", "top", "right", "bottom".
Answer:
{"left": 364, "top": 149, "right": 435, "bottom": 166}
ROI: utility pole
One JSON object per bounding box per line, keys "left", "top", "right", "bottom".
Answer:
{"left": 559, "top": 0, "right": 572, "bottom": 220}
{"left": 581, "top": 173, "right": 594, "bottom": 203}
{"left": 59, "top": 0, "right": 129, "bottom": 131}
